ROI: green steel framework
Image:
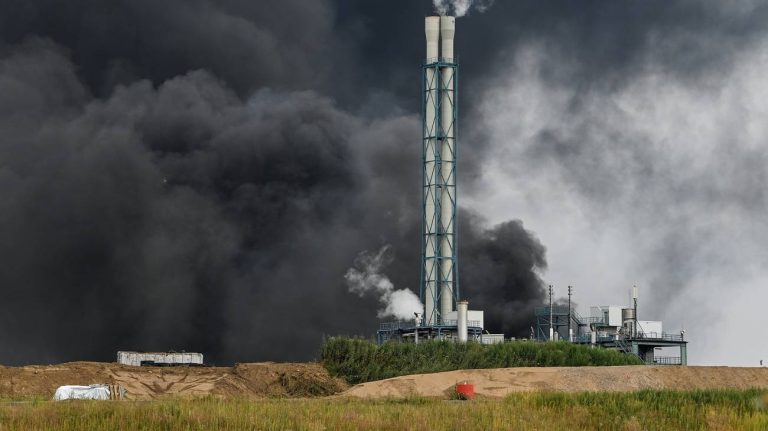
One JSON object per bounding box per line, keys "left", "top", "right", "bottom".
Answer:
{"left": 420, "top": 57, "right": 459, "bottom": 325}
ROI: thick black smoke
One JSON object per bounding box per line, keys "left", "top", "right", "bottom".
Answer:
{"left": 6, "top": 0, "right": 767, "bottom": 366}
{"left": 461, "top": 218, "right": 547, "bottom": 337}
{"left": 0, "top": 0, "right": 340, "bottom": 97}
{"left": 0, "top": 27, "right": 546, "bottom": 364}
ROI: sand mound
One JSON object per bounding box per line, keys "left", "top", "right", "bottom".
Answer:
{"left": 342, "top": 366, "right": 768, "bottom": 399}
{"left": 0, "top": 362, "right": 347, "bottom": 400}
{"left": 5, "top": 363, "right": 767, "bottom": 401}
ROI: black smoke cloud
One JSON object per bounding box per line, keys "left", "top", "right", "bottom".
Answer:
{"left": 461, "top": 218, "right": 547, "bottom": 336}
{"left": 0, "top": 0, "right": 340, "bottom": 97}
{"left": 6, "top": 0, "right": 766, "bottom": 366}
{"left": 0, "top": 27, "right": 546, "bottom": 363}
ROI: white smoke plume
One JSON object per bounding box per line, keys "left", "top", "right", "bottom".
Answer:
{"left": 345, "top": 245, "right": 423, "bottom": 321}
{"left": 433, "top": 0, "right": 495, "bottom": 17}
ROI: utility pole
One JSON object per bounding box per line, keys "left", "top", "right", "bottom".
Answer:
{"left": 568, "top": 286, "right": 573, "bottom": 343}
{"left": 549, "top": 285, "right": 554, "bottom": 341}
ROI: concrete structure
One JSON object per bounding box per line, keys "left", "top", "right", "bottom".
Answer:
{"left": 421, "top": 15, "right": 459, "bottom": 326}
{"left": 117, "top": 351, "right": 204, "bottom": 367}
{"left": 423, "top": 16, "right": 440, "bottom": 327}
{"left": 376, "top": 16, "right": 502, "bottom": 346}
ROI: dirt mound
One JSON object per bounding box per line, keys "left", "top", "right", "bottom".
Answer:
{"left": 0, "top": 362, "right": 347, "bottom": 400}
{"left": 233, "top": 363, "right": 347, "bottom": 397}
{"left": 342, "top": 366, "right": 768, "bottom": 399}
{"left": 6, "top": 363, "right": 767, "bottom": 401}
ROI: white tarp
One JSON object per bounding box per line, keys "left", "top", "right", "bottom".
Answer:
{"left": 53, "top": 385, "right": 111, "bottom": 401}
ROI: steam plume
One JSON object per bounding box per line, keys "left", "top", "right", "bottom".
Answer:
{"left": 433, "top": 0, "right": 495, "bottom": 17}
{"left": 345, "top": 246, "right": 423, "bottom": 321}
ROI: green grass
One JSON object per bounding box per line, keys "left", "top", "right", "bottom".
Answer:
{"left": 0, "top": 390, "right": 766, "bottom": 430}
{"left": 320, "top": 338, "right": 642, "bottom": 384}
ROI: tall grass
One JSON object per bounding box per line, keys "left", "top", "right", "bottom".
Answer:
{"left": 320, "top": 338, "right": 642, "bottom": 384}
{"left": 0, "top": 390, "right": 766, "bottom": 431}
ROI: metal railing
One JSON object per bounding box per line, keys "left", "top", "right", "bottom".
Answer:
{"left": 442, "top": 320, "right": 481, "bottom": 328}
{"left": 571, "top": 332, "right": 685, "bottom": 344}
{"left": 379, "top": 320, "right": 481, "bottom": 331}
{"left": 424, "top": 56, "right": 459, "bottom": 66}
{"left": 648, "top": 356, "right": 682, "bottom": 365}
{"left": 534, "top": 306, "right": 571, "bottom": 315}
{"left": 572, "top": 334, "right": 621, "bottom": 344}
{"left": 379, "top": 321, "right": 413, "bottom": 331}
{"left": 634, "top": 333, "right": 685, "bottom": 342}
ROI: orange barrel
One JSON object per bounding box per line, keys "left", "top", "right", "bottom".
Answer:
{"left": 455, "top": 382, "right": 474, "bottom": 400}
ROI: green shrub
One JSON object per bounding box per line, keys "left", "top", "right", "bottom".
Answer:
{"left": 320, "top": 338, "right": 643, "bottom": 384}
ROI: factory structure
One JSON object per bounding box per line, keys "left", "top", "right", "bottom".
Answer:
{"left": 378, "top": 16, "right": 503, "bottom": 345}
{"left": 117, "top": 351, "right": 204, "bottom": 367}
{"left": 376, "top": 15, "right": 688, "bottom": 365}
{"left": 534, "top": 286, "right": 688, "bottom": 365}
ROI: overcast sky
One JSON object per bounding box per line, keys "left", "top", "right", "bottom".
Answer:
{"left": 0, "top": 0, "right": 765, "bottom": 366}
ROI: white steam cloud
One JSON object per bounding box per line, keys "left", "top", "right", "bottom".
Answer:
{"left": 345, "top": 246, "right": 423, "bottom": 321}
{"left": 433, "top": 0, "right": 495, "bottom": 17}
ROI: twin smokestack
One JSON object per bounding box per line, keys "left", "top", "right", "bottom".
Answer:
{"left": 425, "top": 16, "right": 455, "bottom": 62}
{"left": 422, "top": 16, "right": 459, "bottom": 327}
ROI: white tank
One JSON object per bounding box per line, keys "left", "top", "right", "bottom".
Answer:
{"left": 622, "top": 308, "right": 636, "bottom": 321}
{"left": 457, "top": 300, "right": 469, "bottom": 343}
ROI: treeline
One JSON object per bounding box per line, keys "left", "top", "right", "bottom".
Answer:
{"left": 320, "top": 338, "right": 642, "bottom": 384}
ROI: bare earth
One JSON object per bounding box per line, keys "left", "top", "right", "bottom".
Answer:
{"left": 342, "top": 366, "right": 768, "bottom": 399}
{"left": 0, "top": 362, "right": 347, "bottom": 400}
{"left": 3, "top": 363, "right": 768, "bottom": 400}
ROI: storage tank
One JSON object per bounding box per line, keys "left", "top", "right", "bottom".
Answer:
{"left": 622, "top": 308, "right": 636, "bottom": 322}
{"left": 622, "top": 308, "right": 636, "bottom": 337}
{"left": 457, "top": 300, "right": 469, "bottom": 343}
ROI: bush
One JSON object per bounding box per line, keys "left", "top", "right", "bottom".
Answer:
{"left": 320, "top": 338, "right": 643, "bottom": 384}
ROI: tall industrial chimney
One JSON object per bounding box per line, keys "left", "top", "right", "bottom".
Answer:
{"left": 423, "top": 16, "right": 440, "bottom": 326}
{"left": 421, "top": 16, "right": 459, "bottom": 326}
{"left": 439, "top": 16, "right": 456, "bottom": 321}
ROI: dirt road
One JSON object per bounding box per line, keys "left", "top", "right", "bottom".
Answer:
{"left": 342, "top": 366, "right": 768, "bottom": 399}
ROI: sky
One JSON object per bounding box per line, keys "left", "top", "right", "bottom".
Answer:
{"left": 0, "top": 0, "right": 766, "bottom": 366}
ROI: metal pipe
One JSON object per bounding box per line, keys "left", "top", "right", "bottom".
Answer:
{"left": 549, "top": 285, "right": 554, "bottom": 341}
{"left": 633, "top": 285, "right": 638, "bottom": 339}
{"left": 568, "top": 286, "right": 573, "bottom": 342}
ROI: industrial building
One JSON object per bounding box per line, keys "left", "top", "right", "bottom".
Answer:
{"left": 117, "top": 351, "right": 204, "bottom": 367}
{"left": 377, "top": 15, "right": 502, "bottom": 345}
{"left": 534, "top": 287, "right": 688, "bottom": 365}
{"left": 376, "top": 15, "right": 688, "bottom": 365}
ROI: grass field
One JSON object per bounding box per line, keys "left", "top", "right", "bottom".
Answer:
{"left": 1, "top": 390, "right": 766, "bottom": 430}
{"left": 321, "top": 338, "right": 643, "bottom": 384}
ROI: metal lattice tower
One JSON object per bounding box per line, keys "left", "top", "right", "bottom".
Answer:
{"left": 420, "top": 16, "right": 459, "bottom": 326}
